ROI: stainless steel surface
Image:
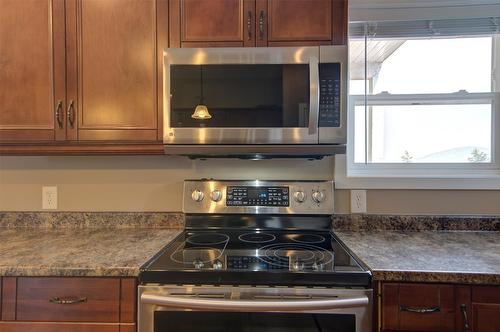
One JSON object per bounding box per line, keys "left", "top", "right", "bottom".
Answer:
{"left": 66, "top": 100, "right": 75, "bottom": 128}
{"left": 400, "top": 305, "right": 440, "bottom": 314}
{"left": 319, "top": 45, "right": 348, "bottom": 144}
{"left": 163, "top": 144, "right": 346, "bottom": 158}
{"left": 183, "top": 180, "right": 334, "bottom": 215}
{"left": 163, "top": 46, "right": 347, "bottom": 147}
{"left": 55, "top": 100, "right": 63, "bottom": 129}
{"left": 309, "top": 55, "right": 320, "bottom": 135}
{"left": 141, "top": 293, "right": 369, "bottom": 311}
{"left": 49, "top": 296, "right": 87, "bottom": 305}
{"left": 138, "top": 285, "right": 372, "bottom": 332}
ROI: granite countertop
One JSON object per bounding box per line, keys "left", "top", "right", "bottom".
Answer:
{"left": 335, "top": 230, "right": 500, "bottom": 285}
{"left": 0, "top": 227, "right": 182, "bottom": 277}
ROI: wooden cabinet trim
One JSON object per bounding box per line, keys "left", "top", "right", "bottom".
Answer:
{"left": 0, "top": 322, "right": 122, "bottom": 332}
{"left": 119, "top": 279, "right": 136, "bottom": 324}
{"left": 0, "top": 143, "right": 164, "bottom": 155}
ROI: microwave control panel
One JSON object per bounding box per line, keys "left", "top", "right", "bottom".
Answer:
{"left": 226, "top": 186, "right": 289, "bottom": 207}
{"left": 319, "top": 63, "right": 341, "bottom": 127}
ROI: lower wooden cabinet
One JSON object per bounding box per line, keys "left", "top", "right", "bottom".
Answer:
{"left": 378, "top": 282, "right": 500, "bottom": 332}
{"left": 0, "top": 277, "right": 136, "bottom": 332}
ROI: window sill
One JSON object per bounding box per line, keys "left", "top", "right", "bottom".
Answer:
{"left": 334, "top": 155, "right": 500, "bottom": 189}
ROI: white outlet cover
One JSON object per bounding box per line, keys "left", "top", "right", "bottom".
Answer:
{"left": 42, "top": 186, "right": 58, "bottom": 210}
{"left": 350, "top": 190, "right": 367, "bottom": 213}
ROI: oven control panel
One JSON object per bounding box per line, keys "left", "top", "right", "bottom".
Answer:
{"left": 226, "top": 186, "right": 289, "bottom": 207}
{"left": 183, "top": 180, "right": 334, "bottom": 214}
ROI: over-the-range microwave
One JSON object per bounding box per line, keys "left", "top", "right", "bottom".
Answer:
{"left": 163, "top": 46, "right": 347, "bottom": 159}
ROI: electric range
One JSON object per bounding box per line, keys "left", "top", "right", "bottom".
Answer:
{"left": 139, "top": 180, "right": 372, "bottom": 332}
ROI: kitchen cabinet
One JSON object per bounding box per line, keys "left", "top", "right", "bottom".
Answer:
{"left": 0, "top": 0, "right": 168, "bottom": 144}
{"left": 169, "top": 0, "right": 347, "bottom": 48}
{"left": 0, "top": 277, "right": 136, "bottom": 331}
{"left": 378, "top": 282, "right": 500, "bottom": 332}
{"left": 0, "top": 0, "right": 66, "bottom": 142}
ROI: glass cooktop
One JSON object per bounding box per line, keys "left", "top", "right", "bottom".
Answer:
{"left": 140, "top": 230, "right": 371, "bottom": 287}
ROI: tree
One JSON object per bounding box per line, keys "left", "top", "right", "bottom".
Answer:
{"left": 468, "top": 148, "right": 488, "bottom": 162}
{"left": 401, "top": 150, "right": 413, "bottom": 163}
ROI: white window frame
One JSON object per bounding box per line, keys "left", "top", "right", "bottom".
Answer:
{"left": 335, "top": 36, "right": 500, "bottom": 189}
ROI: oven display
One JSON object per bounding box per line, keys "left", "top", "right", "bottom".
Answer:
{"left": 226, "top": 186, "right": 289, "bottom": 207}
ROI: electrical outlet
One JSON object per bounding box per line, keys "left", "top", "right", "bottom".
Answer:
{"left": 42, "top": 186, "right": 58, "bottom": 210}
{"left": 350, "top": 190, "right": 367, "bottom": 213}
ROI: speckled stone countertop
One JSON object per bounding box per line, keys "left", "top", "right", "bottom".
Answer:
{"left": 335, "top": 230, "right": 500, "bottom": 285}
{"left": 0, "top": 212, "right": 183, "bottom": 277}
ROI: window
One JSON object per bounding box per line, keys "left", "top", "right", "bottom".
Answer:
{"left": 341, "top": 15, "right": 500, "bottom": 185}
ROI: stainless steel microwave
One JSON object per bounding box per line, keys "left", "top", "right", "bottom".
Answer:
{"left": 163, "top": 46, "right": 347, "bottom": 158}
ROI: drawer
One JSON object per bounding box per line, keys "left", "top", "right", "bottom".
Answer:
{"left": 382, "top": 283, "right": 455, "bottom": 332}
{"left": 0, "top": 322, "right": 122, "bottom": 332}
{"left": 16, "top": 277, "right": 120, "bottom": 322}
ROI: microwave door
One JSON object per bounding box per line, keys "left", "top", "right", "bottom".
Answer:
{"left": 164, "top": 47, "right": 321, "bottom": 145}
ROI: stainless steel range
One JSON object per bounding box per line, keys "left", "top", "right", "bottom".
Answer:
{"left": 139, "top": 180, "right": 372, "bottom": 332}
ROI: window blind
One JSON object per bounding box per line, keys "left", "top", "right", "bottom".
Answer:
{"left": 350, "top": 17, "right": 500, "bottom": 39}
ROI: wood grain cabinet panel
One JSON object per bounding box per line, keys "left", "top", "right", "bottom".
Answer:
{"left": 171, "top": 0, "right": 255, "bottom": 47}
{"left": 16, "top": 277, "right": 121, "bottom": 322}
{"left": 0, "top": 0, "right": 66, "bottom": 142}
{"left": 380, "top": 283, "right": 455, "bottom": 332}
{"left": 0, "top": 322, "right": 120, "bottom": 332}
{"left": 266, "top": 0, "right": 332, "bottom": 42}
{"left": 471, "top": 286, "right": 500, "bottom": 332}
{"left": 66, "top": 0, "right": 159, "bottom": 141}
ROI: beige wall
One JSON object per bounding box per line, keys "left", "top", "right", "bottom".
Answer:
{"left": 1, "top": 156, "right": 500, "bottom": 214}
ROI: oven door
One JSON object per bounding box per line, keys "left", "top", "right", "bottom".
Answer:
{"left": 138, "top": 285, "right": 372, "bottom": 332}
{"left": 163, "top": 47, "right": 321, "bottom": 145}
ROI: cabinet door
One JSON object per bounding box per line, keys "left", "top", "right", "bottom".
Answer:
{"left": 259, "top": 0, "right": 346, "bottom": 47}
{"left": 0, "top": 0, "right": 66, "bottom": 142}
{"left": 170, "top": 0, "right": 255, "bottom": 47}
{"left": 66, "top": 0, "right": 164, "bottom": 141}
{"left": 471, "top": 286, "right": 500, "bottom": 332}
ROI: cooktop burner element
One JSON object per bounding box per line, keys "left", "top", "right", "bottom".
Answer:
{"left": 186, "top": 233, "right": 229, "bottom": 245}
{"left": 290, "top": 233, "right": 326, "bottom": 244}
{"left": 238, "top": 232, "right": 276, "bottom": 243}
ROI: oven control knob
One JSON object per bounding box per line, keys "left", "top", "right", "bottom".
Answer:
{"left": 210, "top": 189, "right": 223, "bottom": 202}
{"left": 193, "top": 259, "right": 204, "bottom": 269}
{"left": 191, "top": 189, "right": 204, "bottom": 202}
{"left": 212, "top": 259, "right": 223, "bottom": 270}
{"left": 312, "top": 190, "right": 325, "bottom": 203}
{"left": 293, "top": 191, "right": 306, "bottom": 203}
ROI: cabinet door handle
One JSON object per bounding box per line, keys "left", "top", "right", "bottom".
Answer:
{"left": 460, "top": 304, "right": 470, "bottom": 332}
{"left": 400, "top": 305, "right": 440, "bottom": 313}
{"left": 55, "top": 100, "right": 64, "bottom": 129}
{"left": 67, "top": 100, "right": 75, "bottom": 128}
{"left": 49, "top": 296, "right": 87, "bottom": 305}
{"left": 258, "top": 10, "right": 265, "bottom": 40}
{"left": 247, "top": 11, "right": 252, "bottom": 40}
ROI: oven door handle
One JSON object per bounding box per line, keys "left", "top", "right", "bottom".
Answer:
{"left": 308, "top": 56, "right": 320, "bottom": 136}
{"left": 141, "top": 293, "right": 369, "bottom": 312}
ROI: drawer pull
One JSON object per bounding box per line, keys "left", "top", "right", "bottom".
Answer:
{"left": 49, "top": 296, "right": 87, "bottom": 305}
{"left": 460, "top": 304, "right": 470, "bottom": 332}
{"left": 400, "top": 305, "right": 440, "bottom": 313}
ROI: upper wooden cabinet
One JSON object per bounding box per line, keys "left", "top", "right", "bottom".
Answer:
{"left": 0, "top": 0, "right": 167, "bottom": 143}
{"left": 169, "top": 0, "right": 347, "bottom": 48}
{"left": 65, "top": 0, "right": 166, "bottom": 141}
{"left": 0, "top": 0, "right": 66, "bottom": 142}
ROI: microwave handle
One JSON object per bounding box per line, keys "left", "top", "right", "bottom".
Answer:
{"left": 308, "top": 56, "right": 320, "bottom": 135}
{"left": 141, "top": 293, "right": 369, "bottom": 312}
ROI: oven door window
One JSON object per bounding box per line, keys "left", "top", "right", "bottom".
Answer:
{"left": 170, "top": 65, "right": 310, "bottom": 128}
{"left": 155, "top": 311, "right": 355, "bottom": 332}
